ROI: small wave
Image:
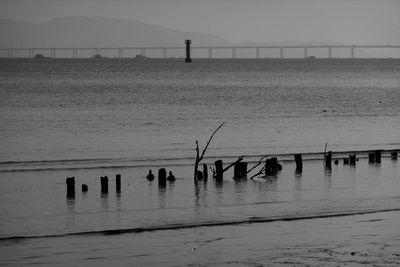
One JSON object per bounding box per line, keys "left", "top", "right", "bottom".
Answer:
{"left": 1, "top": 208, "right": 399, "bottom": 241}
{"left": 0, "top": 148, "right": 398, "bottom": 172}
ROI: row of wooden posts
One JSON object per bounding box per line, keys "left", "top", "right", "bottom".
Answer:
{"left": 66, "top": 174, "right": 121, "bottom": 197}
{"left": 66, "top": 150, "right": 397, "bottom": 196}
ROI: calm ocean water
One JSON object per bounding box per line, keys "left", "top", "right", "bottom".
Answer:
{"left": 0, "top": 58, "right": 399, "bottom": 240}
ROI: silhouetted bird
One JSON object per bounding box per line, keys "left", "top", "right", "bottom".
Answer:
{"left": 167, "top": 171, "right": 175, "bottom": 182}
{"left": 146, "top": 170, "right": 154, "bottom": 181}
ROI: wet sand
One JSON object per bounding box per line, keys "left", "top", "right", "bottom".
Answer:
{"left": 1, "top": 210, "right": 399, "bottom": 266}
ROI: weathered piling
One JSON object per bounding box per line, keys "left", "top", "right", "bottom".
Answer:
{"left": 240, "top": 162, "right": 248, "bottom": 178}
{"left": 324, "top": 151, "right": 332, "bottom": 169}
{"left": 81, "top": 184, "right": 88, "bottom": 192}
{"left": 349, "top": 154, "right": 356, "bottom": 165}
{"left": 368, "top": 152, "right": 375, "bottom": 163}
{"left": 375, "top": 150, "right": 381, "bottom": 163}
{"left": 196, "top": 170, "right": 203, "bottom": 180}
{"left": 271, "top": 157, "right": 278, "bottom": 174}
{"left": 265, "top": 157, "right": 281, "bottom": 176}
{"left": 66, "top": 177, "right": 75, "bottom": 197}
{"left": 203, "top": 164, "right": 208, "bottom": 181}
{"left": 185, "top": 39, "right": 192, "bottom": 63}
{"left": 334, "top": 159, "right": 339, "bottom": 165}
{"left": 234, "top": 162, "right": 241, "bottom": 178}
{"left": 294, "top": 154, "right": 303, "bottom": 173}
{"left": 116, "top": 174, "right": 121, "bottom": 193}
{"left": 167, "top": 171, "right": 176, "bottom": 182}
{"left": 392, "top": 151, "right": 398, "bottom": 160}
{"left": 343, "top": 157, "right": 349, "bottom": 165}
{"left": 158, "top": 168, "right": 167, "bottom": 186}
{"left": 100, "top": 176, "right": 108, "bottom": 194}
{"left": 215, "top": 160, "right": 223, "bottom": 181}
{"left": 146, "top": 170, "right": 154, "bottom": 181}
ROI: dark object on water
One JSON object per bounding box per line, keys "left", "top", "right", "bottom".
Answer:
{"left": 392, "top": 151, "right": 398, "bottom": 160}
{"left": 146, "top": 170, "right": 154, "bottom": 181}
{"left": 66, "top": 177, "right": 75, "bottom": 197}
{"left": 334, "top": 159, "right": 339, "bottom": 165}
{"left": 324, "top": 151, "right": 332, "bottom": 169}
{"left": 82, "top": 184, "right": 88, "bottom": 192}
{"left": 375, "top": 150, "right": 381, "bottom": 163}
{"left": 203, "top": 164, "right": 208, "bottom": 181}
{"left": 167, "top": 171, "right": 176, "bottom": 182}
{"left": 349, "top": 154, "right": 356, "bottom": 165}
{"left": 265, "top": 157, "right": 282, "bottom": 176}
{"left": 294, "top": 154, "right": 303, "bottom": 173}
{"left": 196, "top": 170, "right": 203, "bottom": 180}
{"left": 185, "top": 39, "right": 192, "bottom": 63}
{"left": 343, "top": 158, "right": 349, "bottom": 165}
{"left": 100, "top": 176, "right": 108, "bottom": 194}
{"left": 116, "top": 174, "right": 121, "bottom": 193}
{"left": 233, "top": 162, "right": 248, "bottom": 179}
{"left": 215, "top": 160, "right": 223, "bottom": 181}
{"left": 369, "top": 152, "right": 375, "bottom": 163}
{"left": 158, "top": 168, "right": 167, "bottom": 186}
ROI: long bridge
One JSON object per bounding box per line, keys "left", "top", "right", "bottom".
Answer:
{"left": 1, "top": 45, "right": 399, "bottom": 59}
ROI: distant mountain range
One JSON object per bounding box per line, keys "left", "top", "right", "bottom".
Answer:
{"left": 0, "top": 16, "right": 397, "bottom": 58}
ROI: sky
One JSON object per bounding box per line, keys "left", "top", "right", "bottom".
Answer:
{"left": 0, "top": 0, "right": 399, "bottom": 44}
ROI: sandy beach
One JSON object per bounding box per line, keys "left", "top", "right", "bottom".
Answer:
{"left": 0, "top": 210, "right": 399, "bottom": 266}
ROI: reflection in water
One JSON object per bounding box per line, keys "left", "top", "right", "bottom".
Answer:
{"left": 294, "top": 173, "right": 302, "bottom": 201}
{"left": 233, "top": 179, "right": 247, "bottom": 204}
{"left": 194, "top": 182, "right": 209, "bottom": 209}
{"left": 100, "top": 193, "right": 109, "bottom": 211}
{"left": 116, "top": 192, "right": 122, "bottom": 211}
{"left": 66, "top": 197, "right": 75, "bottom": 229}
{"left": 158, "top": 186, "right": 166, "bottom": 209}
{"left": 214, "top": 180, "right": 224, "bottom": 205}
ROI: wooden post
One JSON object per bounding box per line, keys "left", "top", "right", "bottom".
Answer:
{"left": 375, "top": 150, "right": 381, "bottom": 163}
{"left": 116, "top": 174, "right": 121, "bottom": 193}
{"left": 343, "top": 158, "right": 349, "bottom": 165}
{"left": 392, "top": 151, "right": 398, "bottom": 160}
{"left": 215, "top": 160, "right": 223, "bottom": 181}
{"left": 234, "top": 162, "right": 241, "bottom": 178}
{"left": 185, "top": 39, "right": 192, "bottom": 63}
{"left": 197, "top": 170, "right": 203, "bottom": 180}
{"left": 100, "top": 176, "right": 108, "bottom": 194}
{"left": 349, "top": 154, "right": 356, "bottom": 165}
{"left": 66, "top": 177, "right": 75, "bottom": 197}
{"left": 82, "top": 184, "right": 88, "bottom": 192}
{"left": 158, "top": 168, "right": 167, "bottom": 186}
{"left": 294, "top": 154, "right": 303, "bottom": 173}
{"left": 271, "top": 157, "right": 278, "bottom": 174}
{"left": 325, "top": 151, "right": 332, "bottom": 169}
{"left": 240, "top": 162, "right": 248, "bottom": 178}
{"left": 203, "top": 164, "right": 208, "bottom": 181}
{"left": 369, "top": 152, "right": 375, "bottom": 163}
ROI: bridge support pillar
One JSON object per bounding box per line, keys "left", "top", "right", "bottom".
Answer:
{"left": 256, "top": 47, "right": 260, "bottom": 59}
{"left": 163, "top": 48, "right": 167, "bottom": 58}
{"left": 351, "top": 46, "right": 355, "bottom": 58}
{"left": 328, "top": 46, "right": 332, "bottom": 58}
{"left": 118, "top": 48, "right": 123, "bottom": 58}
{"left": 209, "top": 48, "right": 212, "bottom": 58}
{"left": 8, "top": 49, "right": 13, "bottom": 58}
{"left": 304, "top": 47, "right": 308, "bottom": 58}
{"left": 141, "top": 48, "right": 145, "bottom": 57}
{"left": 232, "top": 47, "right": 236, "bottom": 59}
{"left": 51, "top": 48, "right": 56, "bottom": 58}
{"left": 280, "top": 47, "right": 284, "bottom": 59}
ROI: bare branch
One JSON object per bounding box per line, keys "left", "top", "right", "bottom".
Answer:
{"left": 249, "top": 167, "right": 265, "bottom": 180}
{"left": 198, "top": 122, "right": 225, "bottom": 162}
{"left": 222, "top": 155, "right": 244, "bottom": 173}
{"left": 247, "top": 155, "right": 268, "bottom": 174}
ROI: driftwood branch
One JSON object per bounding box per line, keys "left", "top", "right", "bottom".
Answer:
{"left": 194, "top": 122, "right": 225, "bottom": 183}
{"left": 222, "top": 155, "right": 244, "bottom": 173}
{"left": 249, "top": 166, "right": 265, "bottom": 180}
{"left": 247, "top": 155, "right": 268, "bottom": 174}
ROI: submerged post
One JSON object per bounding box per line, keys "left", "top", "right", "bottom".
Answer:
{"left": 100, "top": 176, "right": 108, "bottom": 194}
{"left": 294, "top": 154, "right": 303, "bottom": 173}
{"left": 116, "top": 174, "right": 121, "bottom": 193}
{"left": 392, "top": 151, "right": 398, "bottom": 160}
{"left": 349, "top": 154, "right": 356, "bottom": 165}
{"left": 325, "top": 151, "right": 332, "bottom": 169}
{"left": 369, "top": 152, "right": 375, "bottom": 163}
{"left": 82, "top": 184, "right": 88, "bottom": 192}
{"left": 66, "top": 177, "right": 75, "bottom": 197}
{"left": 158, "top": 168, "right": 167, "bottom": 186}
{"left": 185, "top": 39, "right": 192, "bottom": 63}
{"left": 375, "top": 150, "right": 382, "bottom": 163}
{"left": 215, "top": 160, "right": 223, "bottom": 181}
{"left": 203, "top": 164, "right": 208, "bottom": 181}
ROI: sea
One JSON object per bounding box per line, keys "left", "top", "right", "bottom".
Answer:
{"left": 0, "top": 58, "right": 399, "bottom": 265}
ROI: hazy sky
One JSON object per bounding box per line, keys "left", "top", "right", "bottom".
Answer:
{"left": 0, "top": 0, "right": 399, "bottom": 44}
